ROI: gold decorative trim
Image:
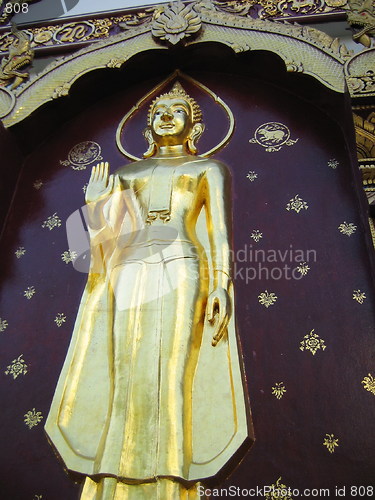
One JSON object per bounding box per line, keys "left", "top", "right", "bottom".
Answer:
{"left": 345, "top": 48, "right": 375, "bottom": 97}
{"left": 354, "top": 113, "right": 375, "bottom": 161}
{"left": 1, "top": 0, "right": 350, "bottom": 126}
{"left": 360, "top": 164, "right": 375, "bottom": 185}
{"left": 368, "top": 217, "right": 375, "bottom": 247}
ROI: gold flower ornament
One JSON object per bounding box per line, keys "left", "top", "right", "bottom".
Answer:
{"left": 152, "top": 2, "right": 202, "bottom": 45}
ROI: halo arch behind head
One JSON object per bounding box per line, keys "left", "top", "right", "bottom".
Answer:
{"left": 115, "top": 71, "right": 235, "bottom": 161}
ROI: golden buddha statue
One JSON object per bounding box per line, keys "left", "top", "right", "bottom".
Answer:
{"left": 45, "top": 82, "right": 252, "bottom": 500}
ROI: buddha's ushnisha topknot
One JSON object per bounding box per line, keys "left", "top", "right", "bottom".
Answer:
{"left": 148, "top": 81, "right": 203, "bottom": 125}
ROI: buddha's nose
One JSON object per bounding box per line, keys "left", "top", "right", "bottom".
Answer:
{"left": 161, "top": 110, "right": 173, "bottom": 121}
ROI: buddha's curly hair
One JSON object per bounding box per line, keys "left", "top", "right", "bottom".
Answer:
{"left": 147, "top": 81, "right": 203, "bottom": 126}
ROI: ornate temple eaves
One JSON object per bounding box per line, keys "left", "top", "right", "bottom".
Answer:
{"left": 0, "top": 0, "right": 354, "bottom": 126}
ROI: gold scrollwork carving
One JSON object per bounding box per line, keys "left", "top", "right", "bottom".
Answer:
{"left": 208, "top": 0, "right": 347, "bottom": 20}
{"left": 353, "top": 112, "right": 375, "bottom": 160}
{"left": 54, "top": 22, "right": 95, "bottom": 44}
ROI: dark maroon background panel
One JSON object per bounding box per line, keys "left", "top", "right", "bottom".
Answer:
{"left": 0, "top": 54, "right": 374, "bottom": 499}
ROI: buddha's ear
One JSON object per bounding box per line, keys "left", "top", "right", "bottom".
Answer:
{"left": 143, "top": 127, "right": 157, "bottom": 158}
{"left": 187, "top": 123, "right": 205, "bottom": 155}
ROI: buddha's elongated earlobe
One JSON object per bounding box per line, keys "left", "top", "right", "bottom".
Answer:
{"left": 143, "top": 127, "right": 158, "bottom": 158}
{"left": 187, "top": 123, "right": 205, "bottom": 155}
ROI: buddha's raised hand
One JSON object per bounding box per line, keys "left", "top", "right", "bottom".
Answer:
{"left": 85, "top": 162, "right": 116, "bottom": 204}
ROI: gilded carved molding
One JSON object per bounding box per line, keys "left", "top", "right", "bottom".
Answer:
{"left": 0, "top": 0, "right": 351, "bottom": 126}
{"left": 0, "top": 16, "right": 135, "bottom": 54}
{"left": 345, "top": 49, "right": 375, "bottom": 97}
{"left": 171, "top": 0, "right": 348, "bottom": 20}
{"left": 353, "top": 111, "right": 375, "bottom": 160}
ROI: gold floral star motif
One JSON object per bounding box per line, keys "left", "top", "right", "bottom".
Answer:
{"left": 286, "top": 194, "right": 308, "bottom": 213}
{"left": 338, "top": 221, "right": 357, "bottom": 236}
{"left": 353, "top": 290, "right": 366, "bottom": 304}
{"left": 42, "top": 212, "right": 62, "bottom": 230}
{"left": 5, "top": 354, "right": 28, "bottom": 379}
{"left": 250, "top": 230, "right": 263, "bottom": 242}
{"left": 33, "top": 179, "right": 43, "bottom": 190}
{"left": 323, "top": 434, "right": 339, "bottom": 453}
{"left": 296, "top": 262, "right": 310, "bottom": 276}
{"left": 34, "top": 496, "right": 43, "bottom": 500}
{"left": 24, "top": 408, "right": 43, "bottom": 429}
{"left": 24, "top": 286, "right": 36, "bottom": 299}
{"left": 362, "top": 373, "right": 375, "bottom": 395}
{"left": 15, "top": 246, "right": 26, "bottom": 259}
{"left": 0, "top": 317, "right": 8, "bottom": 332}
{"left": 328, "top": 159, "right": 339, "bottom": 169}
{"left": 61, "top": 250, "right": 78, "bottom": 264}
{"left": 82, "top": 183, "right": 88, "bottom": 193}
{"left": 265, "top": 477, "right": 293, "bottom": 500}
{"left": 272, "top": 382, "right": 286, "bottom": 399}
{"left": 246, "top": 171, "right": 258, "bottom": 182}
{"left": 258, "top": 291, "right": 278, "bottom": 308}
{"left": 300, "top": 329, "right": 326, "bottom": 355}
{"left": 54, "top": 313, "right": 67, "bottom": 327}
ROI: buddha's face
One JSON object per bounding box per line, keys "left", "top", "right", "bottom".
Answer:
{"left": 150, "top": 97, "right": 193, "bottom": 146}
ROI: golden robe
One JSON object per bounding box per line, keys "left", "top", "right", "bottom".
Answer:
{"left": 45, "top": 157, "right": 252, "bottom": 488}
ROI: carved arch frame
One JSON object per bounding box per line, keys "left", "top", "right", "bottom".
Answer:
{"left": 0, "top": 4, "right": 351, "bottom": 128}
